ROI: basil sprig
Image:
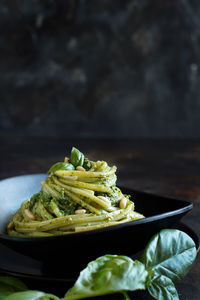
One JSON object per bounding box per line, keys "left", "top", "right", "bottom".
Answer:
{"left": 64, "top": 229, "right": 196, "bottom": 300}
{"left": 48, "top": 147, "right": 86, "bottom": 173}
{"left": 0, "top": 229, "right": 197, "bottom": 300}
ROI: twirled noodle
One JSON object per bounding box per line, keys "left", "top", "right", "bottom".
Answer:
{"left": 7, "top": 153, "right": 144, "bottom": 237}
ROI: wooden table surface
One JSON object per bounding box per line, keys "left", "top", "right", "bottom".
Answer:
{"left": 0, "top": 138, "right": 199, "bottom": 299}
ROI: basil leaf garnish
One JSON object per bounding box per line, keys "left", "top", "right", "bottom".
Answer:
{"left": 48, "top": 162, "right": 75, "bottom": 173}
{"left": 148, "top": 275, "right": 179, "bottom": 300}
{"left": 70, "top": 147, "right": 84, "bottom": 168}
{"left": 140, "top": 229, "right": 197, "bottom": 282}
{"left": 64, "top": 255, "right": 150, "bottom": 300}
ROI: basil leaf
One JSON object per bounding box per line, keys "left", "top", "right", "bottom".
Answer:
{"left": 64, "top": 255, "right": 150, "bottom": 300}
{"left": 48, "top": 162, "right": 75, "bottom": 173}
{"left": 140, "top": 229, "right": 197, "bottom": 282}
{"left": 70, "top": 147, "right": 84, "bottom": 168}
{"left": 148, "top": 275, "right": 179, "bottom": 300}
{"left": 3, "top": 291, "right": 59, "bottom": 300}
{"left": 0, "top": 277, "right": 27, "bottom": 293}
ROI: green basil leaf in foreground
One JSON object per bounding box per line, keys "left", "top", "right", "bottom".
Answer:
{"left": 0, "top": 277, "right": 27, "bottom": 293}
{"left": 70, "top": 147, "right": 84, "bottom": 168}
{"left": 140, "top": 229, "right": 197, "bottom": 282}
{"left": 64, "top": 255, "right": 150, "bottom": 300}
{"left": 48, "top": 162, "right": 75, "bottom": 173}
{"left": 148, "top": 275, "right": 179, "bottom": 300}
{"left": 3, "top": 291, "right": 60, "bottom": 300}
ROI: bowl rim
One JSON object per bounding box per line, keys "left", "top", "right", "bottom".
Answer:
{"left": 0, "top": 174, "right": 193, "bottom": 242}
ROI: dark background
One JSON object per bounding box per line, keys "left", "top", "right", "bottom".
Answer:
{"left": 0, "top": 0, "right": 200, "bottom": 138}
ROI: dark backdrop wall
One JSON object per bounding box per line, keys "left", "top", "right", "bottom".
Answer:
{"left": 0, "top": 0, "right": 200, "bottom": 138}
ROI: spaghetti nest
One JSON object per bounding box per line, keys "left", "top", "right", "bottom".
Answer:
{"left": 7, "top": 147, "right": 144, "bottom": 237}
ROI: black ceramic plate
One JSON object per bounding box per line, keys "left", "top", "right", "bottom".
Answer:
{"left": 0, "top": 222, "right": 199, "bottom": 297}
{"left": 0, "top": 174, "right": 194, "bottom": 274}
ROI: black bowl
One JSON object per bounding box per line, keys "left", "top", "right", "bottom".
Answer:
{"left": 0, "top": 174, "right": 193, "bottom": 272}
{"left": 0, "top": 222, "right": 198, "bottom": 296}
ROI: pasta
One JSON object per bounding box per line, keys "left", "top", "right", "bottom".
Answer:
{"left": 7, "top": 147, "right": 144, "bottom": 237}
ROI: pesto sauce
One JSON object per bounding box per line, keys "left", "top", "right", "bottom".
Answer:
{"left": 30, "top": 190, "right": 78, "bottom": 217}
{"left": 29, "top": 192, "right": 41, "bottom": 210}
{"left": 95, "top": 186, "right": 124, "bottom": 206}
{"left": 83, "top": 157, "right": 92, "bottom": 170}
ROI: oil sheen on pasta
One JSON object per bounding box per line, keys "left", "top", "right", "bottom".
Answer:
{"left": 7, "top": 148, "right": 144, "bottom": 237}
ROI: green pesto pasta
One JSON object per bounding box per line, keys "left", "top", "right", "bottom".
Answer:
{"left": 7, "top": 147, "right": 144, "bottom": 237}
